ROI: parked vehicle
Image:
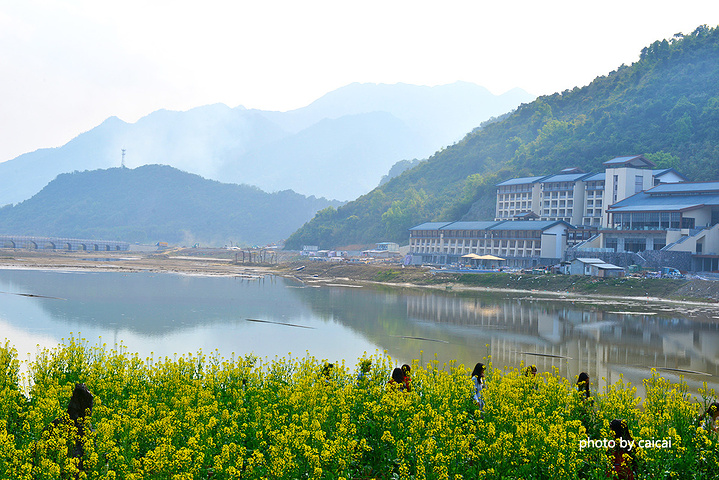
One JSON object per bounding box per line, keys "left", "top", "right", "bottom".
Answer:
{"left": 661, "top": 267, "right": 685, "bottom": 279}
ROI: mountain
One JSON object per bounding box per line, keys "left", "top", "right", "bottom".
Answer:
{"left": 0, "top": 82, "right": 533, "bottom": 206}
{"left": 0, "top": 165, "right": 341, "bottom": 246}
{"left": 284, "top": 25, "right": 719, "bottom": 249}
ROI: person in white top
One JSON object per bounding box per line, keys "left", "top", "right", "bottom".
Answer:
{"left": 471, "top": 362, "right": 486, "bottom": 409}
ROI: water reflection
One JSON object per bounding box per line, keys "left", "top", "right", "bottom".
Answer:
{"left": 1, "top": 268, "right": 717, "bottom": 397}
{"left": 288, "top": 285, "right": 719, "bottom": 396}
{"left": 0, "top": 269, "right": 378, "bottom": 363}
{"left": 406, "top": 292, "right": 719, "bottom": 394}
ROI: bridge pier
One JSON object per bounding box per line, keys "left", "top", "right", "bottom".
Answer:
{"left": 0, "top": 235, "right": 129, "bottom": 252}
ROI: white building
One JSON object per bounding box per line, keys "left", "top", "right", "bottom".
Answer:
{"left": 495, "top": 155, "right": 686, "bottom": 229}
{"left": 408, "top": 220, "right": 574, "bottom": 268}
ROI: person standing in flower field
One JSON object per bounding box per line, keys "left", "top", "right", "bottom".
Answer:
{"left": 471, "top": 362, "right": 486, "bottom": 409}
{"left": 577, "top": 372, "right": 591, "bottom": 399}
{"left": 401, "top": 364, "right": 412, "bottom": 392}
{"left": 698, "top": 402, "right": 719, "bottom": 433}
{"left": 576, "top": 372, "right": 596, "bottom": 436}
{"left": 388, "top": 367, "right": 406, "bottom": 391}
{"left": 608, "top": 419, "right": 636, "bottom": 480}
{"left": 321, "top": 362, "right": 334, "bottom": 382}
{"left": 357, "top": 359, "right": 371, "bottom": 383}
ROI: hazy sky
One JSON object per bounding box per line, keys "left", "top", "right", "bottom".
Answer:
{"left": 2, "top": 1, "right": 719, "bottom": 163}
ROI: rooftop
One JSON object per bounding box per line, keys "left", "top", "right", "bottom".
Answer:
{"left": 652, "top": 168, "right": 688, "bottom": 180}
{"left": 408, "top": 222, "right": 453, "bottom": 231}
{"left": 488, "top": 220, "right": 574, "bottom": 231}
{"left": 608, "top": 187, "right": 719, "bottom": 213}
{"left": 541, "top": 172, "right": 593, "bottom": 183}
{"left": 583, "top": 172, "right": 605, "bottom": 182}
{"left": 441, "top": 221, "right": 501, "bottom": 230}
{"left": 647, "top": 181, "right": 719, "bottom": 195}
{"left": 496, "top": 176, "right": 547, "bottom": 187}
{"left": 603, "top": 155, "right": 655, "bottom": 168}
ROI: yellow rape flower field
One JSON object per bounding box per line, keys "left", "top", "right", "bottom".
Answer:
{"left": 1, "top": 337, "right": 717, "bottom": 479}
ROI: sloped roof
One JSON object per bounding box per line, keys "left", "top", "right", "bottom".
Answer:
{"left": 496, "top": 176, "right": 547, "bottom": 186}
{"left": 541, "top": 172, "right": 593, "bottom": 183}
{"left": 593, "top": 263, "right": 624, "bottom": 270}
{"left": 603, "top": 155, "right": 655, "bottom": 167}
{"left": 607, "top": 187, "right": 719, "bottom": 213}
{"left": 488, "top": 220, "right": 574, "bottom": 231}
{"left": 652, "top": 168, "right": 688, "bottom": 180}
{"left": 408, "top": 222, "right": 452, "bottom": 231}
{"left": 582, "top": 172, "right": 605, "bottom": 182}
{"left": 440, "top": 221, "right": 501, "bottom": 230}
{"left": 647, "top": 181, "right": 719, "bottom": 195}
{"left": 573, "top": 258, "right": 605, "bottom": 264}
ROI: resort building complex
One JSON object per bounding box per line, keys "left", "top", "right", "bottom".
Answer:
{"left": 409, "top": 156, "right": 719, "bottom": 272}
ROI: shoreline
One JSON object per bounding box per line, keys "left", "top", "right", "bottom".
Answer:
{"left": 2, "top": 250, "right": 719, "bottom": 318}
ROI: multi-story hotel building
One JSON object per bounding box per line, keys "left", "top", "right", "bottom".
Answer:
{"left": 408, "top": 220, "right": 572, "bottom": 268}
{"left": 495, "top": 156, "right": 686, "bottom": 229}
{"left": 408, "top": 156, "right": 719, "bottom": 271}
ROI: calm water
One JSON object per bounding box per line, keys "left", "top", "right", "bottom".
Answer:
{"left": 1, "top": 268, "right": 717, "bottom": 396}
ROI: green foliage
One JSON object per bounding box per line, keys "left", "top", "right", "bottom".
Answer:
{"left": 0, "top": 165, "right": 341, "bottom": 246}
{"left": 1, "top": 339, "right": 716, "bottom": 478}
{"left": 287, "top": 25, "right": 719, "bottom": 248}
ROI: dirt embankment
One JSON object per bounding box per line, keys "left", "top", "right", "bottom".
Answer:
{"left": 276, "top": 260, "right": 719, "bottom": 304}
{"left": 3, "top": 249, "right": 719, "bottom": 306}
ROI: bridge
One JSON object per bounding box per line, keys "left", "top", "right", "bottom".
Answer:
{"left": 0, "top": 235, "right": 129, "bottom": 252}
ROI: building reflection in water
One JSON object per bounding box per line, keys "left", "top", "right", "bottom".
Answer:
{"left": 404, "top": 293, "right": 719, "bottom": 396}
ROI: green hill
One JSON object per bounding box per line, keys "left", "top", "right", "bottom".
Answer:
{"left": 285, "top": 25, "right": 719, "bottom": 249}
{"left": 0, "top": 165, "right": 340, "bottom": 246}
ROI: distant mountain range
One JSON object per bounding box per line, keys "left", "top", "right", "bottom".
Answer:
{"left": 0, "top": 82, "right": 533, "bottom": 206}
{"left": 285, "top": 25, "right": 719, "bottom": 249}
{"left": 0, "top": 165, "right": 341, "bottom": 246}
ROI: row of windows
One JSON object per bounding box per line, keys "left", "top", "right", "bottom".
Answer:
{"left": 499, "top": 202, "right": 532, "bottom": 210}
{"left": 542, "top": 209, "right": 573, "bottom": 216}
{"left": 543, "top": 200, "right": 574, "bottom": 207}
{"left": 610, "top": 212, "right": 682, "bottom": 230}
{"left": 412, "top": 246, "right": 542, "bottom": 256}
{"left": 540, "top": 217, "right": 572, "bottom": 223}
{"left": 411, "top": 230, "right": 543, "bottom": 239}
{"left": 498, "top": 192, "right": 532, "bottom": 201}
{"left": 412, "top": 240, "right": 541, "bottom": 248}
{"left": 542, "top": 191, "right": 573, "bottom": 199}
{"left": 605, "top": 238, "right": 666, "bottom": 253}
{"left": 542, "top": 182, "right": 575, "bottom": 191}
{"left": 498, "top": 185, "right": 534, "bottom": 193}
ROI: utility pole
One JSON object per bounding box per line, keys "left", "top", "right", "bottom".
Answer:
{"left": 121, "top": 149, "right": 126, "bottom": 168}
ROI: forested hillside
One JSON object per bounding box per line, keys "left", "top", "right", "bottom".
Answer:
{"left": 285, "top": 25, "right": 719, "bottom": 249}
{"left": 0, "top": 165, "right": 340, "bottom": 246}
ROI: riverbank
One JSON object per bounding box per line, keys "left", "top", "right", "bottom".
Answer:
{"left": 2, "top": 249, "right": 719, "bottom": 313}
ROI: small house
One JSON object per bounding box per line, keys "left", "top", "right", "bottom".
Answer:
{"left": 569, "top": 258, "right": 605, "bottom": 276}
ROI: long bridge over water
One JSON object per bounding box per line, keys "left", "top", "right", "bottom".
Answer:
{"left": 0, "top": 235, "right": 129, "bottom": 252}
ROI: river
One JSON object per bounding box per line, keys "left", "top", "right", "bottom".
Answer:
{"left": 1, "top": 268, "right": 717, "bottom": 397}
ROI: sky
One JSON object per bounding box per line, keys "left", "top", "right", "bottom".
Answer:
{"left": 1, "top": 1, "right": 719, "bottom": 164}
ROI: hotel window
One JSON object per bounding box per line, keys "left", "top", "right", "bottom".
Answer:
{"left": 634, "top": 175, "right": 643, "bottom": 194}
{"left": 613, "top": 175, "right": 618, "bottom": 202}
